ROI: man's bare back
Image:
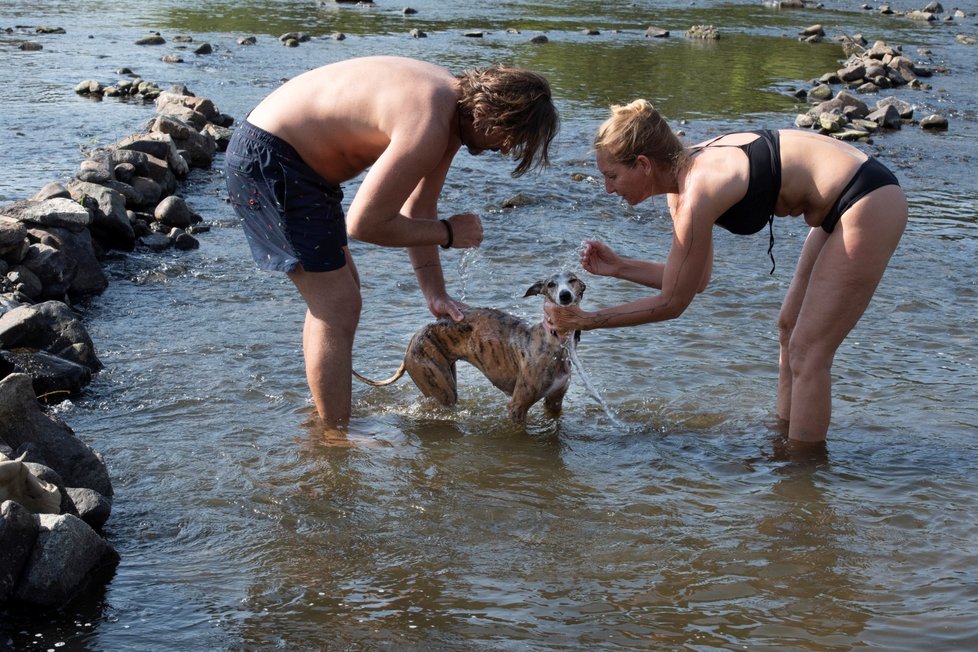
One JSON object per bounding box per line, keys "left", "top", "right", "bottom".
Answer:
{"left": 246, "top": 56, "right": 459, "bottom": 185}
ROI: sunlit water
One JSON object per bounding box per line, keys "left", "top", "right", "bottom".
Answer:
{"left": 1, "top": 1, "right": 976, "bottom": 649}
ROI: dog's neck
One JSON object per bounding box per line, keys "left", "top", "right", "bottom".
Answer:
{"left": 538, "top": 319, "right": 581, "bottom": 344}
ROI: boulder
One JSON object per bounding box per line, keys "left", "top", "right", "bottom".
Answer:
{"left": 0, "top": 500, "right": 39, "bottom": 602}
{"left": 63, "top": 487, "right": 112, "bottom": 530}
{"left": 0, "top": 300, "right": 102, "bottom": 372}
{"left": 0, "top": 217, "right": 29, "bottom": 259}
{"left": 155, "top": 195, "right": 196, "bottom": 228}
{"left": 0, "top": 349, "right": 92, "bottom": 400}
{"left": 0, "top": 198, "right": 92, "bottom": 232}
{"left": 21, "top": 243, "right": 77, "bottom": 300}
{"left": 66, "top": 181, "right": 136, "bottom": 252}
{"left": 34, "top": 226, "right": 106, "bottom": 297}
{"left": 13, "top": 513, "right": 117, "bottom": 607}
{"left": 0, "top": 374, "right": 112, "bottom": 496}
{"left": 149, "top": 115, "right": 217, "bottom": 168}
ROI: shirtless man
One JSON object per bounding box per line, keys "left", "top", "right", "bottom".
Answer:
{"left": 225, "top": 56, "right": 558, "bottom": 431}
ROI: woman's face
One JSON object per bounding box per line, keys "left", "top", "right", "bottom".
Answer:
{"left": 596, "top": 149, "right": 650, "bottom": 205}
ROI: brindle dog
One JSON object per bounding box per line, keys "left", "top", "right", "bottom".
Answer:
{"left": 354, "top": 271, "right": 585, "bottom": 421}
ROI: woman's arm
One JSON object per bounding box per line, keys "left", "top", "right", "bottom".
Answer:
{"left": 582, "top": 240, "right": 666, "bottom": 289}
{"left": 548, "top": 202, "right": 715, "bottom": 331}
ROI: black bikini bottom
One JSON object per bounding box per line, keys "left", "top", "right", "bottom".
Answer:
{"left": 821, "top": 157, "right": 900, "bottom": 233}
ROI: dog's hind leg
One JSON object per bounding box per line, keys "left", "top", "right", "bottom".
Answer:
{"left": 404, "top": 331, "right": 459, "bottom": 406}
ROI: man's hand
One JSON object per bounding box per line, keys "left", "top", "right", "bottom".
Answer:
{"left": 444, "top": 213, "right": 484, "bottom": 249}
{"left": 429, "top": 294, "right": 468, "bottom": 322}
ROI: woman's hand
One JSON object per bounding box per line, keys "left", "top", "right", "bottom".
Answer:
{"left": 544, "top": 301, "right": 590, "bottom": 334}
{"left": 580, "top": 240, "right": 622, "bottom": 277}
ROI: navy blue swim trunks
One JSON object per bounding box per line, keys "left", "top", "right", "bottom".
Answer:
{"left": 225, "top": 120, "right": 347, "bottom": 273}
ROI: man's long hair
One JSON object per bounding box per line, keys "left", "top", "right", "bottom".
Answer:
{"left": 456, "top": 65, "right": 559, "bottom": 177}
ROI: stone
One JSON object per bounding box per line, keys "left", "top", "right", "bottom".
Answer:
{"left": 0, "top": 350, "right": 92, "bottom": 401}
{"left": 0, "top": 374, "right": 112, "bottom": 496}
{"left": 155, "top": 195, "right": 194, "bottom": 228}
{"left": 21, "top": 243, "right": 77, "bottom": 300}
{"left": 920, "top": 114, "right": 948, "bottom": 130}
{"left": 65, "top": 181, "right": 136, "bottom": 252}
{"left": 63, "top": 488, "right": 112, "bottom": 530}
{"left": 0, "top": 198, "right": 92, "bottom": 232}
{"left": 13, "top": 513, "right": 117, "bottom": 607}
{"left": 0, "top": 500, "right": 39, "bottom": 601}
{"left": 0, "top": 217, "right": 28, "bottom": 257}
{"left": 0, "top": 301, "right": 102, "bottom": 372}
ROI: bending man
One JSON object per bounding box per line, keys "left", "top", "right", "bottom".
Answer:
{"left": 226, "top": 56, "right": 559, "bottom": 430}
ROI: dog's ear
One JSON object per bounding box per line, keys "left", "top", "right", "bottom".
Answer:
{"left": 524, "top": 281, "right": 544, "bottom": 298}
{"left": 577, "top": 279, "right": 586, "bottom": 296}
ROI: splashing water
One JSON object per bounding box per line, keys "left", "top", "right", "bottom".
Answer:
{"left": 565, "top": 337, "right": 627, "bottom": 429}
{"left": 456, "top": 248, "right": 484, "bottom": 303}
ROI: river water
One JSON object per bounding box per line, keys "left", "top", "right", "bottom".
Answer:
{"left": 2, "top": 1, "right": 977, "bottom": 649}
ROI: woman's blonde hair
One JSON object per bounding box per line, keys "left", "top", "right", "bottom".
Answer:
{"left": 456, "top": 65, "right": 559, "bottom": 177}
{"left": 593, "top": 99, "right": 687, "bottom": 172}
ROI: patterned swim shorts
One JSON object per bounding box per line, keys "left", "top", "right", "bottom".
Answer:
{"left": 225, "top": 120, "right": 347, "bottom": 273}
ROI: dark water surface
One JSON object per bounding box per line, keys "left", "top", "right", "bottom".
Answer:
{"left": 2, "top": 1, "right": 977, "bottom": 649}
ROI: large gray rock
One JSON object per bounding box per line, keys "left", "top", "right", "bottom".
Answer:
{"left": 63, "top": 487, "right": 112, "bottom": 530}
{"left": 115, "top": 132, "right": 190, "bottom": 178}
{"left": 0, "top": 349, "right": 92, "bottom": 400}
{"left": 155, "top": 195, "right": 194, "bottom": 228}
{"left": 0, "top": 374, "right": 111, "bottom": 496}
{"left": 13, "top": 512, "right": 116, "bottom": 607}
{"left": 155, "top": 90, "right": 219, "bottom": 122}
{"left": 31, "top": 183, "right": 72, "bottom": 202}
{"left": 0, "top": 198, "right": 92, "bottom": 232}
{"left": 0, "top": 300, "right": 101, "bottom": 371}
{"left": 149, "top": 114, "right": 217, "bottom": 168}
{"left": 0, "top": 500, "right": 39, "bottom": 601}
{"left": 40, "top": 226, "right": 108, "bottom": 297}
{"left": 0, "top": 217, "right": 29, "bottom": 259}
{"left": 21, "top": 243, "right": 78, "bottom": 300}
{"left": 66, "top": 181, "right": 136, "bottom": 252}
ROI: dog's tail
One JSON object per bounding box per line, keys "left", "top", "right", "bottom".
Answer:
{"left": 352, "top": 362, "right": 407, "bottom": 386}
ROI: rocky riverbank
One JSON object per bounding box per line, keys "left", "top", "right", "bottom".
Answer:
{"left": 0, "top": 78, "right": 231, "bottom": 608}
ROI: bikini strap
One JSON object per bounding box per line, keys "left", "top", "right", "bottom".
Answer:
{"left": 767, "top": 215, "right": 776, "bottom": 274}
{"left": 688, "top": 133, "right": 730, "bottom": 153}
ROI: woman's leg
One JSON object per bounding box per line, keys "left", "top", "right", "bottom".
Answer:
{"left": 289, "top": 247, "right": 362, "bottom": 430}
{"left": 783, "top": 185, "right": 907, "bottom": 443}
{"left": 777, "top": 227, "right": 826, "bottom": 422}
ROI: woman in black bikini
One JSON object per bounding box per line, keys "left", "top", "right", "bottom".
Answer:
{"left": 545, "top": 99, "right": 907, "bottom": 447}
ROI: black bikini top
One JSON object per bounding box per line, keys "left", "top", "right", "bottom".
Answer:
{"left": 691, "top": 130, "right": 782, "bottom": 273}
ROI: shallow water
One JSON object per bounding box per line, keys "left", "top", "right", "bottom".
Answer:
{"left": 2, "top": 1, "right": 977, "bottom": 649}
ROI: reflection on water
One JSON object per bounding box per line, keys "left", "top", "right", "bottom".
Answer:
{"left": 2, "top": 0, "right": 978, "bottom": 649}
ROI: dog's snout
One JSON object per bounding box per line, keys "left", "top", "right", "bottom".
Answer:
{"left": 558, "top": 289, "right": 573, "bottom": 305}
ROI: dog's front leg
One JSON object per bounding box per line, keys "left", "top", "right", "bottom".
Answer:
{"left": 543, "top": 384, "right": 567, "bottom": 417}
{"left": 507, "top": 380, "right": 539, "bottom": 422}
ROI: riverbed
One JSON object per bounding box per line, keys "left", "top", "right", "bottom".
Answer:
{"left": 2, "top": 1, "right": 977, "bottom": 649}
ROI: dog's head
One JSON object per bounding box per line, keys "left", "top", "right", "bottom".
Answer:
{"left": 523, "top": 271, "right": 586, "bottom": 307}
